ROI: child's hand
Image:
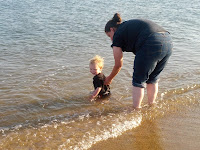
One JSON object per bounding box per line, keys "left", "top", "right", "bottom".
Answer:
{"left": 89, "top": 88, "right": 101, "bottom": 102}
{"left": 89, "top": 97, "right": 95, "bottom": 102}
{"left": 89, "top": 92, "right": 95, "bottom": 101}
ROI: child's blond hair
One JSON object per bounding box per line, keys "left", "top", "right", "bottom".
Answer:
{"left": 89, "top": 55, "right": 104, "bottom": 69}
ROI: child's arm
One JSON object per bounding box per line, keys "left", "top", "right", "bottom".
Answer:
{"left": 90, "top": 87, "right": 102, "bottom": 101}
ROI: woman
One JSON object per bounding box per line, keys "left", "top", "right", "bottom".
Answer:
{"left": 104, "top": 13, "right": 173, "bottom": 109}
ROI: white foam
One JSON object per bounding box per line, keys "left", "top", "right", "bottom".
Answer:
{"left": 59, "top": 113, "right": 142, "bottom": 150}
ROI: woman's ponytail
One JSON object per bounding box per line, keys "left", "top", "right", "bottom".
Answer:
{"left": 105, "top": 13, "right": 122, "bottom": 32}
{"left": 112, "top": 13, "right": 122, "bottom": 24}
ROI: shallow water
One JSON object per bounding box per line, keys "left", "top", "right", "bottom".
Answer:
{"left": 0, "top": 0, "right": 200, "bottom": 149}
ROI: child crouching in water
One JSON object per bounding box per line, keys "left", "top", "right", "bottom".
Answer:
{"left": 89, "top": 55, "right": 110, "bottom": 101}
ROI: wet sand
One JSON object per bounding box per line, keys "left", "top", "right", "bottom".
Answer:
{"left": 89, "top": 106, "right": 200, "bottom": 150}
{"left": 159, "top": 106, "right": 200, "bottom": 150}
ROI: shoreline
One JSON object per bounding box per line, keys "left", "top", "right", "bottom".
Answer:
{"left": 89, "top": 106, "right": 200, "bottom": 150}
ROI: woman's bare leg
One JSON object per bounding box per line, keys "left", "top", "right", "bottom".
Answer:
{"left": 147, "top": 83, "right": 158, "bottom": 105}
{"left": 132, "top": 86, "right": 144, "bottom": 108}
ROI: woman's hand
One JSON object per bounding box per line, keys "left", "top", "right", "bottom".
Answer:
{"left": 104, "top": 76, "right": 112, "bottom": 85}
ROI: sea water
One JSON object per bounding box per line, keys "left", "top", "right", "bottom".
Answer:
{"left": 0, "top": 0, "right": 200, "bottom": 149}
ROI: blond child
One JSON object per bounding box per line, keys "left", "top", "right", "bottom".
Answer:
{"left": 89, "top": 55, "right": 110, "bottom": 101}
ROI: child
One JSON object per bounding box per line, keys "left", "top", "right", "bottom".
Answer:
{"left": 89, "top": 55, "right": 110, "bottom": 101}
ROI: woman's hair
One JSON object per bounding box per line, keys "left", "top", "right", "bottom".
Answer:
{"left": 89, "top": 55, "right": 104, "bottom": 69}
{"left": 105, "top": 13, "right": 122, "bottom": 32}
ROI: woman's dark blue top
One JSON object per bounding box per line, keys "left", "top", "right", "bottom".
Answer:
{"left": 111, "top": 19, "right": 167, "bottom": 54}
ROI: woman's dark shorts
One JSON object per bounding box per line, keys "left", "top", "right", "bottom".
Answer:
{"left": 132, "top": 32, "right": 173, "bottom": 88}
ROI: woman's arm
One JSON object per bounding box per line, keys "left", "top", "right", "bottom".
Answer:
{"left": 104, "top": 46, "right": 123, "bottom": 85}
